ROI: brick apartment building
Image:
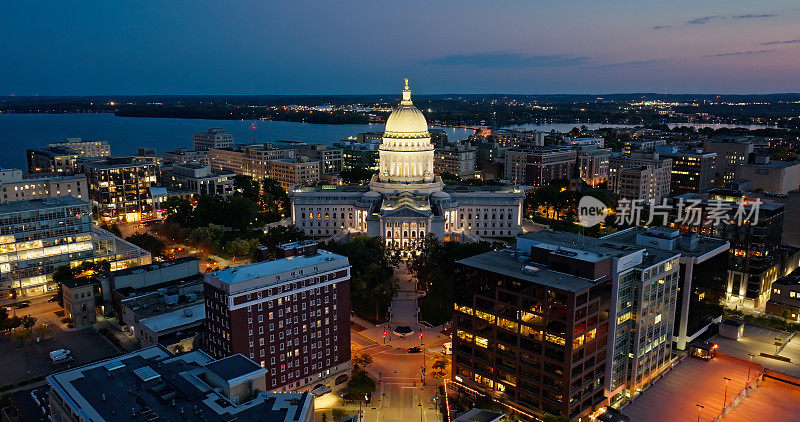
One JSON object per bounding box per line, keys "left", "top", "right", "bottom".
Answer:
{"left": 203, "top": 241, "right": 351, "bottom": 392}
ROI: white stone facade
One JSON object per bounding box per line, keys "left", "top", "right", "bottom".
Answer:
{"left": 290, "top": 80, "right": 524, "bottom": 248}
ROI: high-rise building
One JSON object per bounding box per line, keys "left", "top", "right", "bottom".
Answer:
{"left": 46, "top": 346, "right": 315, "bottom": 422}
{"left": 80, "top": 156, "right": 159, "bottom": 222}
{"left": 452, "top": 230, "right": 683, "bottom": 418}
{"left": 658, "top": 150, "right": 716, "bottom": 194}
{"left": 0, "top": 171, "right": 88, "bottom": 202}
{"left": 703, "top": 139, "right": 754, "bottom": 187}
{"left": 434, "top": 143, "right": 477, "bottom": 179}
{"left": 203, "top": 243, "right": 351, "bottom": 392}
{"left": 48, "top": 137, "right": 111, "bottom": 158}
{"left": 602, "top": 227, "right": 729, "bottom": 351}
{"left": 608, "top": 152, "right": 672, "bottom": 203}
{"left": 493, "top": 130, "right": 545, "bottom": 148}
{"left": 0, "top": 196, "right": 151, "bottom": 297}
{"left": 193, "top": 128, "right": 234, "bottom": 151}
{"left": 503, "top": 147, "right": 577, "bottom": 187}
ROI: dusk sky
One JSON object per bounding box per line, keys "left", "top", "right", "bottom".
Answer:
{"left": 3, "top": 0, "right": 800, "bottom": 95}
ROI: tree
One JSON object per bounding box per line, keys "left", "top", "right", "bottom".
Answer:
{"left": 234, "top": 175, "right": 261, "bottom": 202}
{"left": 224, "top": 195, "right": 259, "bottom": 231}
{"left": 125, "top": 233, "right": 166, "bottom": 256}
{"left": 351, "top": 351, "right": 374, "bottom": 369}
{"left": 0, "top": 308, "right": 22, "bottom": 333}
{"left": 52, "top": 265, "right": 74, "bottom": 283}
{"left": 259, "top": 225, "right": 307, "bottom": 258}
{"left": 325, "top": 236, "right": 398, "bottom": 323}
{"left": 163, "top": 197, "right": 193, "bottom": 227}
{"left": 99, "top": 221, "right": 122, "bottom": 236}
{"left": 260, "top": 178, "right": 290, "bottom": 220}
{"left": 33, "top": 324, "right": 50, "bottom": 341}
{"left": 20, "top": 315, "right": 37, "bottom": 330}
{"left": 347, "top": 370, "right": 376, "bottom": 397}
{"left": 225, "top": 238, "right": 259, "bottom": 258}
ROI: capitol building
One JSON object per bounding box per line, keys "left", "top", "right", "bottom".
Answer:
{"left": 290, "top": 79, "right": 524, "bottom": 249}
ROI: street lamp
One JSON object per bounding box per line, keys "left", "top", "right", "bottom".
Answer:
{"left": 722, "top": 377, "right": 732, "bottom": 409}
{"left": 696, "top": 404, "right": 704, "bottom": 422}
{"left": 747, "top": 353, "right": 754, "bottom": 384}
{"left": 775, "top": 336, "right": 782, "bottom": 355}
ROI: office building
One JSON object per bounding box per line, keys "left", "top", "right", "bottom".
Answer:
{"left": 80, "top": 156, "right": 159, "bottom": 222}
{"left": 48, "top": 137, "right": 111, "bottom": 158}
{"left": 504, "top": 147, "right": 577, "bottom": 187}
{"left": 453, "top": 230, "right": 683, "bottom": 418}
{"left": 657, "top": 150, "right": 716, "bottom": 194}
{"left": 46, "top": 346, "right": 315, "bottom": 422}
{"left": 434, "top": 143, "right": 478, "bottom": 179}
{"left": 161, "top": 162, "right": 236, "bottom": 197}
{"left": 608, "top": 152, "right": 672, "bottom": 203}
{"left": 739, "top": 157, "right": 800, "bottom": 194}
{"left": 193, "top": 128, "right": 234, "bottom": 151}
{"left": 703, "top": 139, "right": 754, "bottom": 186}
{"left": 0, "top": 171, "right": 88, "bottom": 202}
{"left": 603, "top": 227, "right": 729, "bottom": 351}
{"left": 203, "top": 245, "right": 351, "bottom": 392}
{"left": 0, "top": 197, "right": 151, "bottom": 297}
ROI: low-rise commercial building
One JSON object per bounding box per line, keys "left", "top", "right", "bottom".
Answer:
{"left": 203, "top": 246, "right": 351, "bottom": 392}
{"left": 268, "top": 158, "right": 321, "bottom": 191}
{"left": 46, "top": 346, "right": 315, "bottom": 422}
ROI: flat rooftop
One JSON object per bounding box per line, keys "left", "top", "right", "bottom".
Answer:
{"left": 519, "top": 230, "right": 643, "bottom": 260}
{"left": 205, "top": 354, "right": 264, "bottom": 382}
{"left": 46, "top": 346, "right": 312, "bottom": 422}
{"left": 603, "top": 227, "right": 729, "bottom": 258}
{"left": 139, "top": 303, "right": 205, "bottom": 333}
{"left": 112, "top": 256, "right": 200, "bottom": 278}
{"left": 211, "top": 250, "right": 348, "bottom": 285}
{"left": 0, "top": 195, "right": 89, "bottom": 213}
{"left": 457, "top": 250, "right": 596, "bottom": 292}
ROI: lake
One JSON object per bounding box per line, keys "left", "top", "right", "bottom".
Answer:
{"left": 0, "top": 113, "right": 777, "bottom": 170}
{"left": 0, "top": 113, "right": 477, "bottom": 169}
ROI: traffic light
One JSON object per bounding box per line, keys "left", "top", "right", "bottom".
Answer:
{"left": 419, "top": 332, "right": 423, "bottom": 339}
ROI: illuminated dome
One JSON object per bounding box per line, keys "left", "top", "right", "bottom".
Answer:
{"left": 383, "top": 79, "right": 429, "bottom": 139}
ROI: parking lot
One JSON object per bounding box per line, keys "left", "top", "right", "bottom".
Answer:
{"left": 0, "top": 300, "right": 120, "bottom": 388}
{"left": 621, "top": 356, "right": 758, "bottom": 421}
{"left": 710, "top": 324, "right": 800, "bottom": 379}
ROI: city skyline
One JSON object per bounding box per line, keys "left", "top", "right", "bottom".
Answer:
{"left": 2, "top": 1, "right": 800, "bottom": 95}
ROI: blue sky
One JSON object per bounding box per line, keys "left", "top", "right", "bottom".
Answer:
{"left": 2, "top": 0, "right": 799, "bottom": 95}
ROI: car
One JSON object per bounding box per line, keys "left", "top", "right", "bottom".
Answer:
{"left": 407, "top": 346, "right": 422, "bottom": 353}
